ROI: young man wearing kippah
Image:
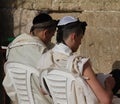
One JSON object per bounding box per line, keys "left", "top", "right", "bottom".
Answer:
{"left": 37, "top": 16, "right": 119, "bottom": 104}
{"left": 3, "top": 13, "right": 58, "bottom": 104}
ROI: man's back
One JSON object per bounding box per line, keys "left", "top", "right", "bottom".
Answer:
{"left": 7, "top": 33, "right": 47, "bottom": 68}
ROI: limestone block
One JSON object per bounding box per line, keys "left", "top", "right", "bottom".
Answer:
{"left": 80, "top": 0, "right": 120, "bottom": 11}
{"left": 52, "top": 0, "right": 82, "bottom": 11}
{"left": 1, "top": 0, "right": 120, "bottom": 11}
{"left": 80, "top": 27, "right": 120, "bottom": 73}
{"left": 13, "top": 9, "right": 38, "bottom": 36}
{"left": 103, "top": 0, "right": 120, "bottom": 11}
{"left": 33, "top": 0, "right": 52, "bottom": 10}
{"left": 79, "top": 11, "right": 120, "bottom": 28}
{"left": 16, "top": 0, "right": 52, "bottom": 10}
{"left": 16, "top": 0, "right": 34, "bottom": 9}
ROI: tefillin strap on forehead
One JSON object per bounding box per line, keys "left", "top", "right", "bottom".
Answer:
{"left": 32, "top": 20, "right": 56, "bottom": 29}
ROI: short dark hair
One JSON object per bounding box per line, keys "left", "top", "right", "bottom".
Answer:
{"left": 32, "top": 13, "right": 52, "bottom": 24}
{"left": 56, "top": 20, "right": 87, "bottom": 43}
{"left": 30, "top": 13, "right": 58, "bottom": 32}
{"left": 110, "top": 69, "right": 120, "bottom": 95}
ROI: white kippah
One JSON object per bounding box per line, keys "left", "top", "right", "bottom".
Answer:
{"left": 57, "top": 16, "right": 78, "bottom": 26}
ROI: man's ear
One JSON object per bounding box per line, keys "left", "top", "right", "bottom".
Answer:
{"left": 70, "top": 33, "right": 76, "bottom": 41}
{"left": 43, "top": 29, "right": 48, "bottom": 38}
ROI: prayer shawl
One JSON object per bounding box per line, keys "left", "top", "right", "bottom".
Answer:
{"left": 6, "top": 33, "right": 48, "bottom": 68}
{"left": 37, "top": 51, "right": 99, "bottom": 104}
{"left": 3, "top": 33, "right": 53, "bottom": 104}
{"left": 67, "top": 55, "right": 99, "bottom": 104}
{"left": 38, "top": 51, "right": 120, "bottom": 104}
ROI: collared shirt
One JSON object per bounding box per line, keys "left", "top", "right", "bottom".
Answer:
{"left": 52, "top": 43, "right": 90, "bottom": 75}
{"left": 37, "top": 42, "right": 89, "bottom": 74}
{"left": 37, "top": 43, "right": 72, "bottom": 71}
{"left": 52, "top": 43, "right": 72, "bottom": 56}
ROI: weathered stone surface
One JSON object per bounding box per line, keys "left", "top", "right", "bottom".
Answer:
{"left": 1, "top": 0, "right": 120, "bottom": 11}
{"left": 80, "top": 27, "right": 120, "bottom": 73}
{"left": 13, "top": 9, "right": 38, "bottom": 36}
{"left": 80, "top": 11, "right": 120, "bottom": 28}
{"left": 80, "top": 0, "right": 120, "bottom": 11}
{"left": 52, "top": 0, "right": 82, "bottom": 11}
{"left": 20, "top": 0, "right": 52, "bottom": 10}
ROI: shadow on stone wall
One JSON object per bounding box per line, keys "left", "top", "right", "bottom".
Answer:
{"left": 0, "top": 10, "right": 14, "bottom": 46}
{"left": 0, "top": 1, "right": 26, "bottom": 104}
{"left": 0, "top": 0, "right": 26, "bottom": 45}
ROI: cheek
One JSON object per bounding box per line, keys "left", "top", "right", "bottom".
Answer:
{"left": 47, "top": 32, "right": 54, "bottom": 39}
{"left": 76, "top": 38, "right": 81, "bottom": 45}
{"left": 76, "top": 40, "right": 81, "bottom": 49}
{"left": 78, "top": 40, "right": 81, "bottom": 45}
{"left": 78, "top": 37, "right": 82, "bottom": 44}
{"left": 49, "top": 32, "right": 55, "bottom": 38}
{"left": 48, "top": 34, "right": 54, "bottom": 40}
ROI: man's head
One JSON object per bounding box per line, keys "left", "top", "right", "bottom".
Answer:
{"left": 56, "top": 16, "right": 87, "bottom": 52}
{"left": 30, "top": 13, "right": 58, "bottom": 45}
{"left": 110, "top": 69, "right": 120, "bottom": 95}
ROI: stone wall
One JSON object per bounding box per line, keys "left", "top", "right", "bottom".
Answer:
{"left": 0, "top": 0, "right": 120, "bottom": 73}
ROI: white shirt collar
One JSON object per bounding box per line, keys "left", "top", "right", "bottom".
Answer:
{"left": 52, "top": 43, "right": 72, "bottom": 56}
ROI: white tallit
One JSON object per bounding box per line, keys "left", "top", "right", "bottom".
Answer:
{"left": 37, "top": 43, "right": 120, "bottom": 104}
{"left": 66, "top": 55, "right": 99, "bottom": 104}
{"left": 3, "top": 33, "right": 53, "bottom": 104}
{"left": 37, "top": 43, "right": 99, "bottom": 104}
